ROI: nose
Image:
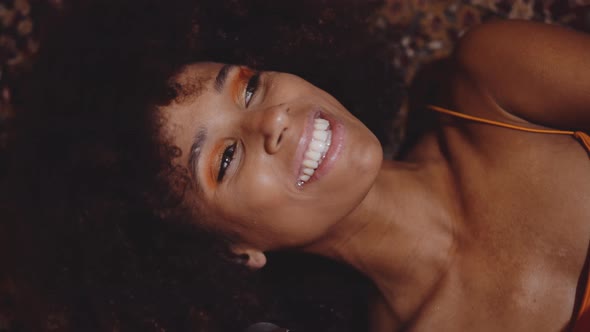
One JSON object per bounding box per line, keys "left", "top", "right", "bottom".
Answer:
{"left": 246, "top": 103, "right": 289, "bottom": 154}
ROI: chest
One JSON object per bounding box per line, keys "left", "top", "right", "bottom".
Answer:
{"left": 446, "top": 125, "right": 590, "bottom": 260}
{"left": 414, "top": 127, "right": 590, "bottom": 331}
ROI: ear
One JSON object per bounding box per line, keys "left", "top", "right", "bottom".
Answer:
{"left": 232, "top": 247, "right": 267, "bottom": 270}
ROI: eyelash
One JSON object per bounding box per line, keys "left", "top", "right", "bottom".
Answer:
{"left": 216, "top": 71, "right": 260, "bottom": 182}
{"left": 217, "top": 142, "right": 237, "bottom": 182}
{"left": 244, "top": 72, "right": 260, "bottom": 107}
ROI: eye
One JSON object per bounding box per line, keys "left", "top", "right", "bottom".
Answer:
{"left": 244, "top": 72, "right": 260, "bottom": 107}
{"left": 217, "top": 142, "right": 237, "bottom": 182}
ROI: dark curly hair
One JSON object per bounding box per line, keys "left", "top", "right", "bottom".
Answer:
{"left": 0, "top": 0, "right": 402, "bottom": 331}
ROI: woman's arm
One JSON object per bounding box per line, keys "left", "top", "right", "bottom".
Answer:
{"left": 454, "top": 20, "right": 590, "bottom": 131}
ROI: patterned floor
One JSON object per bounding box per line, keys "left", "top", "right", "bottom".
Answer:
{"left": 373, "top": 0, "right": 590, "bottom": 83}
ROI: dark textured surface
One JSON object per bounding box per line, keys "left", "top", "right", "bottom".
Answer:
{"left": 372, "top": 0, "right": 590, "bottom": 83}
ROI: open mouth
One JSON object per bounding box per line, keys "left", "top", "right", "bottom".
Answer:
{"left": 296, "top": 115, "right": 332, "bottom": 187}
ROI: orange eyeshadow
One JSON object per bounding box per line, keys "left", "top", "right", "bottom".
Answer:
{"left": 231, "top": 67, "right": 255, "bottom": 102}
{"left": 206, "top": 141, "right": 227, "bottom": 188}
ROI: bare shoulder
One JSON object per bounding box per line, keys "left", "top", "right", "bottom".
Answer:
{"left": 450, "top": 20, "right": 590, "bottom": 131}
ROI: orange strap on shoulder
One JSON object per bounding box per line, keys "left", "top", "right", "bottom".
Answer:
{"left": 428, "top": 105, "right": 590, "bottom": 330}
{"left": 574, "top": 131, "right": 590, "bottom": 153}
{"left": 575, "top": 289, "right": 590, "bottom": 332}
{"left": 427, "top": 105, "right": 590, "bottom": 154}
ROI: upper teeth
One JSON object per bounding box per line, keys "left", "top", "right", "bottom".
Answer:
{"left": 297, "top": 118, "right": 331, "bottom": 186}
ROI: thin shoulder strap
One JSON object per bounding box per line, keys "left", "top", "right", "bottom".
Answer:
{"left": 427, "top": 105, "right": 590, "bottom": 153}
{"left": 428, "top": 105, "right": 590, "bottom": 328}
{"left": 575, "top": 253, "right": 590, "bottom": 332}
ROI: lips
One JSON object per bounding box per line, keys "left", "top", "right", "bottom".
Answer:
{"left": 294, "top": 110, "right": 342, "bottom": 188}
{"left": 296, "top": 117, "right": 332, "bottom": 186}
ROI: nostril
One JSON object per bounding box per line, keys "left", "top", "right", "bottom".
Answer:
{"left": 277, "top": 126, "right": 288, "bottom": 146}
{"left": 277, "top": 133, "right": 283, "bottom": 145}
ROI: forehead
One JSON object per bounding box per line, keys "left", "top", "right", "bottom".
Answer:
{"left": 162, "top": 62, "right": 227, "bottom": 135}
{"left": 170, "top": 62, "right": 225, "bottom": 104}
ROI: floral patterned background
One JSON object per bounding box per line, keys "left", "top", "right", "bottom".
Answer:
{"left": 371, "top": 0, "right": 590, "bottom": 83}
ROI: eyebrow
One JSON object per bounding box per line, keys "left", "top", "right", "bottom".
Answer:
{"left": 215, "top": 64, "right": 234, "bottom": 93}
{"left": 188, "top": 127, "right": 207, "bottom": 190}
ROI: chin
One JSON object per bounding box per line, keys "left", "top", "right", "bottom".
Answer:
{"left": 333, "top": 129, "right": 382, "bottom": 210}
{"left": 347, "top": 120, "right": 383, "bottom": 181}
{"left": 351, "top": 133, "right": 383, "bottom": 204}
{"left": 359, "top": 131, "right": 383, "bottom": 173}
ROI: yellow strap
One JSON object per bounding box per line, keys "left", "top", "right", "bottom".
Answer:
{"left": 427, "top": 105, "right": 590, "bottom": 154}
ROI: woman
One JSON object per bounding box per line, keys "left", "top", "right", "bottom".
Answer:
{"left": 1, "top": 0, "right": 396, "bottom": 330}
{"left": 2, "top": 1, "right": 589, "bottom": 332}
{"left": 160, "top": 20, "right": 590, "bottom": 331}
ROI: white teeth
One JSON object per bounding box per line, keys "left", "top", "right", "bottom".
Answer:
{"left": 313, "top": 130, "right": 328, "bottom": 141}
{"left": 305, "top": 150, "right": 321, "bottom": 160}
{"left": 314, "top": 118, "right": 329, "bottom": 130}
{"left": 297, "top": 117, "right": 332, "bottom": 187}
{"left": 309, "top": 140, "right": 326, "bottom": 152}
{"left": 302, "top": 159, "right": 319, "bottom": 169}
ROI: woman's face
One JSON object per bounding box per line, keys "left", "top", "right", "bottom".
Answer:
{"left": 162, "top": 62, "right": 382, "bottom": 251}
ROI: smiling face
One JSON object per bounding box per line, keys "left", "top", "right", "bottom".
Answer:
{"left": 161, "top": 62, "right": 382, "bottom": 251}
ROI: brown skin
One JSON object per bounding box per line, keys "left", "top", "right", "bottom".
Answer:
{"left": 162, "top": 20, "right": 590, "bottom": 331}
{"left": 162, "top": 64, "right": 382, "bottom": 254}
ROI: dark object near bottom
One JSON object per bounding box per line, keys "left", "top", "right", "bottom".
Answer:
{"left": 244, "top": 322, "right": 290, "bottom": 332}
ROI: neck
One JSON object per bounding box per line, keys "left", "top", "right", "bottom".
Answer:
{"left": 303, "top": 157, "right": 461, "bottom": 324}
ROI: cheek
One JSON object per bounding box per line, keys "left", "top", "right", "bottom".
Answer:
{"left": 223, "top": 179, "right": 362, "bottom": 247}
{"left": 212, "top": 120, "right": 383, "bottom": 247}
{"left": 231, "top": 169, "right": 294, "bottom": 222}
{"left": 216, "top": 178, "right": 328, "bottom": 246}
